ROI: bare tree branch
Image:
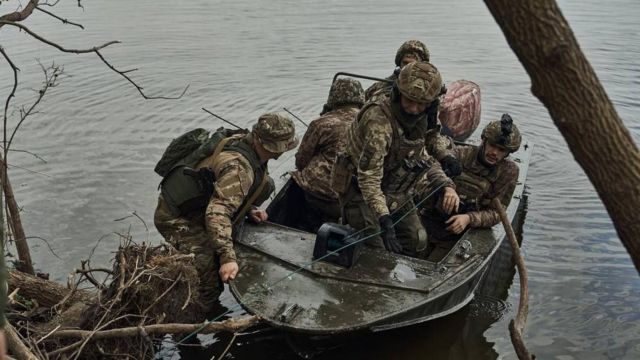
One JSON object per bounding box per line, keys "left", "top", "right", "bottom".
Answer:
{"left": 35, "top": 5, "right": 84, "bottom": 29}
{"left": 3, "top": 148, "right": 47, "bottom": 163}
{"left": 6, "top": 162, "right": 52, "bottom": 178}
{"left": 1, "top": 20, "right": 189, "bottom": 100}
{"left": 7, "top": 62, "right": 63, "bottom": 152}
{"left": 25, "top": 236, "right": 61, "bottom": 260}
{"left": 94, "top": 49, "right": 190, "bottom": 100}
{"left": 49, "top": 315, "right": 260, "bottom": 340}
{"left": 0, "top": 45, "right": 18, "bottom": 161}
{"left": 0, "top": 0, "right": 38, "bottom": 28}
{"left": 39, "top": 0, "right": 61, "bottom": 7}
{"left": 0, "top": 20, "right": 118, "bottom": 52}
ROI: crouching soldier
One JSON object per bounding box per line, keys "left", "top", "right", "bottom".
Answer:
{"left": 333, "top": 62, "right": 452, "bottom": 257}
{"left": 417, "top": 114, "right": 521, "bottom": 261}
{"left": 290, "top": 78, "right": 365, "bottom": 232}
{"left": 154, "top": 113, "right": 298, "bottom": 310}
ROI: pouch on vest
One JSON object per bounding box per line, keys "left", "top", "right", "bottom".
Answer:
{"left": 331, "top": 153, "right": 353, "bottom": 196}
{"left": 161, "top": 166, "right": 215, "bottom": 216}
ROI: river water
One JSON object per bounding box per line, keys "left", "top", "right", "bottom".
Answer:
{"left": 1, "top": 0, "right": 639, "bottom": 359}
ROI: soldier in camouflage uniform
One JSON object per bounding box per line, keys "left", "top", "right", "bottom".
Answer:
{"left": 365, "top": 40, "right": 430, "bottom": 103}
{"left": 365, "top": 40, "right": 462, "bottom": 176}
{"left": 291, "top": 78, "right": 365, "bottom": 232}
{"left": 154, "top": 114, "right": 298, "bottom": 310}
{"left": 417, "top": 114, "right": 521, "bottom": 261}
{"left": 333, "top": 62, "right": 454, "bottom": 257}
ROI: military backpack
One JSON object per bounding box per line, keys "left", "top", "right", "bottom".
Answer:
{"left": 155, "top": 127, "right": 250, "bottom": 215}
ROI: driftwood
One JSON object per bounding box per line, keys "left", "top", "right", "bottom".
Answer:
{"left": 493, "top": 197, "right": 534, "bottom": 359}
{"left": 4, "top": 323, "right": 38, "bottom": 360}
{"left": 5, "top": 240, "right": 260, "bottom": 359}
{"left": 7, "top": 271, "right": 94, "bottom": 308}
{"left": 46, "top": 315, "right": 259, "bottom": 340}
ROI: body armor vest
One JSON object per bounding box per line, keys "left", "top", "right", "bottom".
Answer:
{"left": 354, "top": 100, "right": 427, "bottom": 195}
{"left": 454, "top": 146, "right": 501, "bottom": 211}
{"left": 161, "top": 133, "right": 273, "bottom": 219}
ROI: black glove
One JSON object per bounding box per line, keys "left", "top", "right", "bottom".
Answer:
{"left": 441, "top": 155, "right": 462, "bottom": 177}
{"left": 378, "top": 215, "right": 403, "bottom": 253}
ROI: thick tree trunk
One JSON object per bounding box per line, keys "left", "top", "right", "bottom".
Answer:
{"left": 484, "top": 0, "right": 640, "bottom": 273}
{"left": 0, "top": 154, "right": 34, "bottom": 275}
{"left": 7, "top": 270, "right": 95, "bottom": 308}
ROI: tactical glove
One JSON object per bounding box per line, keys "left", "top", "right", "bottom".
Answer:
{"left": 441, "top": 155, "right": 462, "bottom": 177}
{"left": 378, "top": 215, "right": 403, "bottom": 254}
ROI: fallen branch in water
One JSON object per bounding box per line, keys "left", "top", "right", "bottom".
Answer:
{"left": 492, "top": 197, "right": 535, "bottom": 360}
{"left": 4, "top": 323, "right": 39, "bottom": 360}
{"left": 45, "top": 315, "right": 259, "bottom": 340}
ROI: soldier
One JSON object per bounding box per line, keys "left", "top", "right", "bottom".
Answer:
{"left": 333, "top": 61, "right": 454, "bottom": 257}
{"left": 366, "top": 40, "right": 462, "bottom": 176}
{"left": 154, "top": 113, "right": 298, "bottom": 310}
{"left": 417, "top": 114, "right": 521, "bottom": 261}
{"left": 365, "top": 39, "right": 430, "bottom": 103}
{"left": 291, "top": 78, "right": 365, "bottom": 232}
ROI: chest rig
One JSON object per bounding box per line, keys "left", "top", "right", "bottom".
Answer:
{"left": 454, "top": 146, "right": 501, "bottom": 211}
{"left": 376, "top": 101, "right": 429, "bottom": 195}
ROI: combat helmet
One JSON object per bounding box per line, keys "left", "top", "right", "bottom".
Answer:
{"left": 396, "top": 61, "right": 443, "bottom": 103}
{"left": 395, "top": 40, "right": 430, "bottom": 66}
{"left": 326, "top": 78, "right": 365, "bottom": 110}
{"left": 481, "top": 113, "right": 522, "bottom": 153}
{"left": 252, "top": 113, "right": 299, "bottom": 153}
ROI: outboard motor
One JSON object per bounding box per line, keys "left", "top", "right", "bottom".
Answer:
{"left": 313, "top": 223, "right": 362, "bottom": 268}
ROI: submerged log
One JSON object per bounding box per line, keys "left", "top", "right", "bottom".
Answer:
{"left": 7, "top": 270, "right": 94, "bottom": 308}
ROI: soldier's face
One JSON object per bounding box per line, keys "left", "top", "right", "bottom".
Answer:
{"left": 400, "top": 55, "right": 418, "bottom": 67}
{"left": 483, "top": 142, "right": 509, "bottom": 165}
{"left": 400, "top": 95, "right": 429, "bottom": 115}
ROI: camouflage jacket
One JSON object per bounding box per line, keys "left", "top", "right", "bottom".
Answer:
{"left": 452, "top": 145, "right": 519, "bottom": 227}
{"left": 418, "top": 145, "right": 519, "bottom": 228}
{"left": 292, "top": 106, "right": 359, "bottom": 200}
{"left": 346, "top": 98, "right": 451, "bottom": 219}
{"left": 196, "top": 143, "right": 261, "bottom": 265}
{"left": 365, "top": 72, "right": 397, "bottom": 103}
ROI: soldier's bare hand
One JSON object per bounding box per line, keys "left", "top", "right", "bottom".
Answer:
{"left": 219, "top": 261, "right": 239, "bottom": 283}
{"left": 442, "top": 187, "right": 460, "bottom": 214}
{"left": 445, "top": 214, "right": 471, "bottom": 234}
{"left": 248, "top": 209, "right": 268, "bottom": 223}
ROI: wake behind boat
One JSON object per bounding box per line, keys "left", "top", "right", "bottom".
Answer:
{"left": 229, "top": 139, "right": 532, "bottom": 335}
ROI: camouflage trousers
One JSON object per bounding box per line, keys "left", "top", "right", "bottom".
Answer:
{"left": 154, "top": 195, "right": 223, "bottom": 310}
{"left": 339, "top": 183, "right": 427, "bottom": 257}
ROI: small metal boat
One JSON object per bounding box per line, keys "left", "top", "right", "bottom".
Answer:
{"left": 229, "top": 140, "right": 532, "bottom": 334}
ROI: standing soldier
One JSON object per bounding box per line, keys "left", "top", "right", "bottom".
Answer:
{"left": 291, "top": 78, "right": 365, "bottom": 232}
{"left": 365, "top": 39, "right": 430, "bottom": 102}
{"left": 333, "top": 62, "right": 453, "bottom": 257}
{"left": 366, "top": 40, "right": 462, "bottom": 176}
{"left": 417, "top": 114, "right": 521, "bottom": 261}
{"left": 154, "top": 113, "right": 298, "bottom": 310}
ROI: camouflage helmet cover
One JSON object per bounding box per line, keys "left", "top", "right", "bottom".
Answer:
{"left": 326, "top": 78, "right": 365, "bottom": 110}
{"left": 252, "top": 113, "right": 299, "bottom": 153}
{"left": 481, "top": 113, "right": 522, "bottom": 152}
{"left": 396, "top": 61, "right": 443, "bottom": 103}
{"left": 395, "top": 40, "right": 430, "bottom": 66}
